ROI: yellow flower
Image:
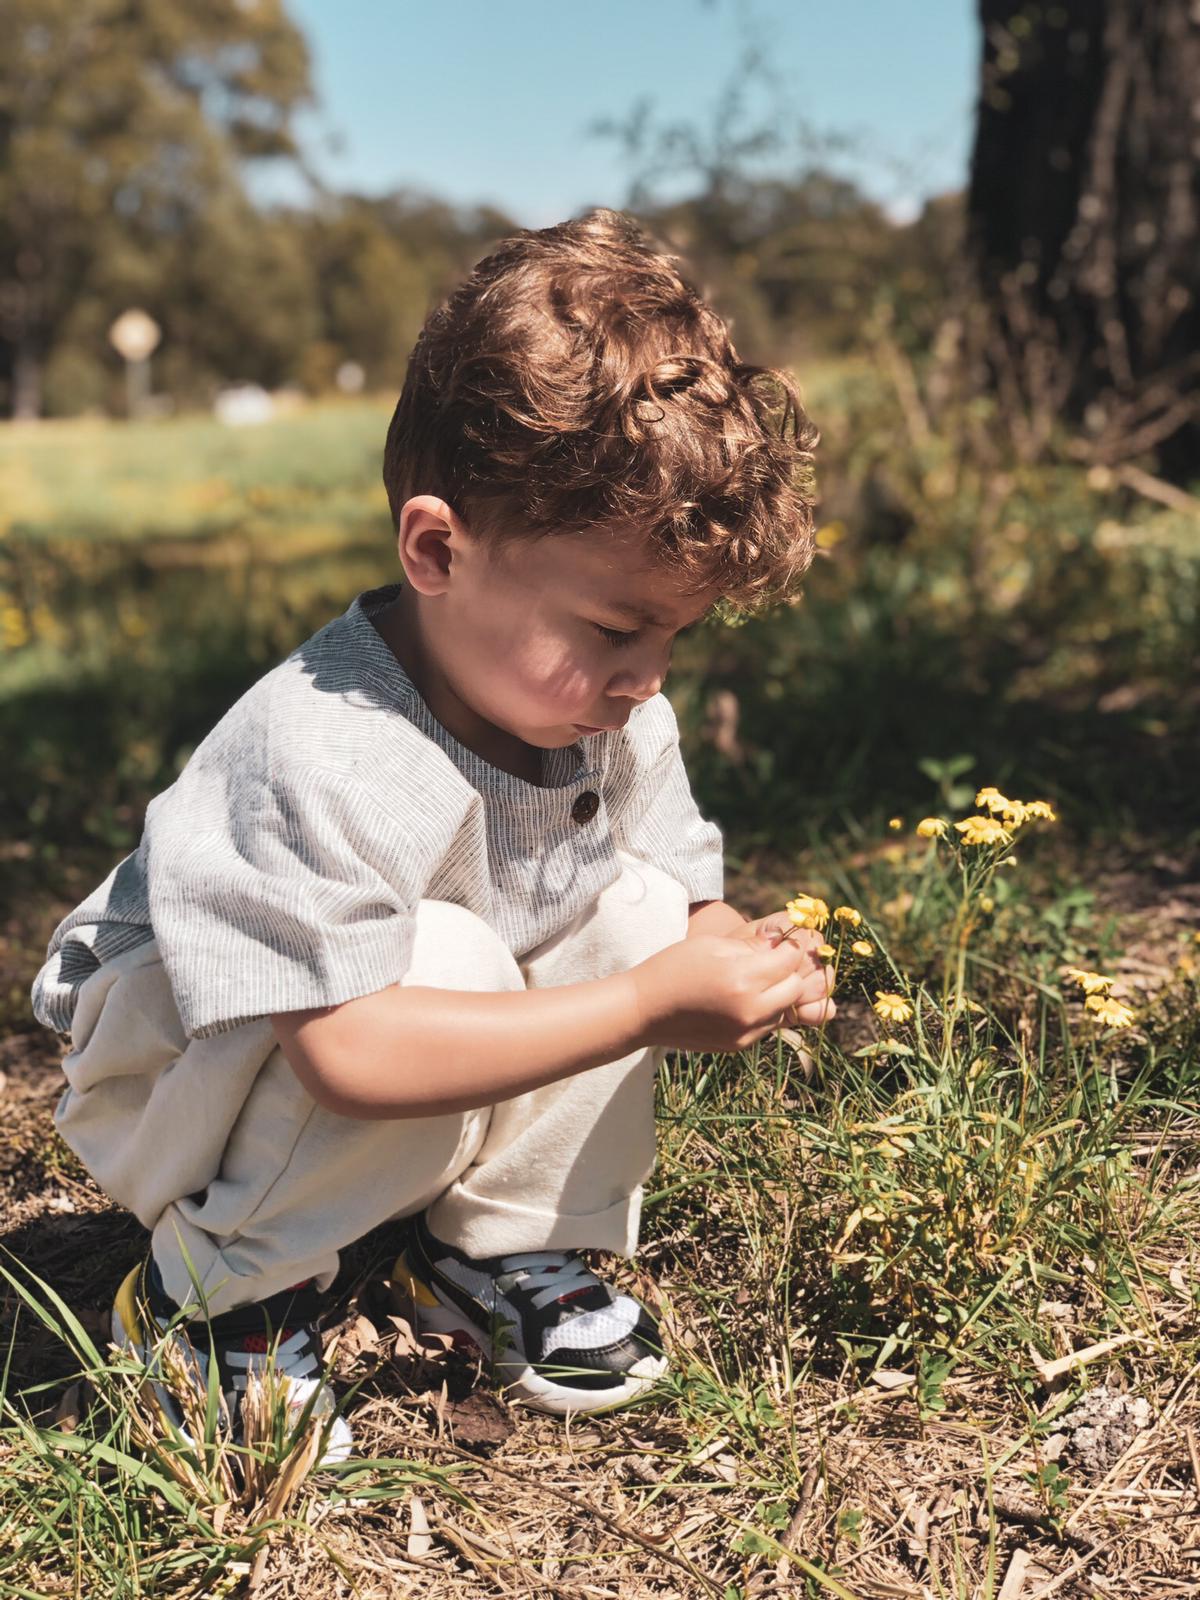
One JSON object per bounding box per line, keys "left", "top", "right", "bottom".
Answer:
{"left": 1085, "top": 994, "right": 1135, "bottom": 1029}
{"left": 786, "top": 894, "right": 830, "bottom": 931}
{"left": 980, "top": 895, "right": 995, "bottom": 913}
{"left": 1063, "top": 966, "right": 1114, "bottom": 996}
{"left": 888, "top": 817, "right": 903, "bottom": 831}
{"left": 975, "top": 786, "right": 1011, "bottom": 814}
{"left": 1000, "top": 800, "right": 1028, "bottom": 827}
{"left": 1025, "top": 800, "right": 1057, "bottom": 821}
{"left": 954, "top": 815, "right": 1011, "bottom": 847}
{"left": 1, "top": 606, "right": 29, "bottom": 651}
{"left": 816, "top": 943, "right": 836, "bottom": 960}
{"left": 873, "top": 991, "right": 913, "bottom": 1025}
{"left": 851, "top": 940, "right": 874, "bottom": 958}
{"left": 833, "top": 906, "right": 862, "bottom": 927}
{"left": 916, "top": 817, "right": 947, "bottom": 839}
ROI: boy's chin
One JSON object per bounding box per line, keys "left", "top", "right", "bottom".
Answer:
{"left": 532, "top": 725, "right": 595, "bottom": 748}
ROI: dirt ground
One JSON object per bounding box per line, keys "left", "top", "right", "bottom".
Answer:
{"left": 4, "top": 843, "right": 1200, "bottom": 1598}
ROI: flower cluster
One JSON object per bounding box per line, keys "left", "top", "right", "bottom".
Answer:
{"left": 1062, "top": 967, "right": 1136, "bottom": 1029}
{"left": 787, "top": 897, "right": 876, "bottom": 953}
{"left": 1063, "top": 966, "right": 1115, "bottom": 996}
{"left": 954, "top": 815, "right": 1010, "bottom": 847}
{"left": 1086, "top": 995, "right": 1136, "bottom": 1029}
{"left": 917, "top": 787, "right": 1057, "bottom": 851}
{"left": 784, "top": 897, "right": 876, "bottom": 987}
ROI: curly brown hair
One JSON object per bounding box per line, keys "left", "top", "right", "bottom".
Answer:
{"left": 382, "top": 209, "right": 818, "bottom": 611}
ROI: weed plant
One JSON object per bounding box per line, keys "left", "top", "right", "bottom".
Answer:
{"left": 644, "top": 791, "right": 1199, "bottom": 1584}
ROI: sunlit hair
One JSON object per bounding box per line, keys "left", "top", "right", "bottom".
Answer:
{"left": 383, "top": 208, "right": 818, "bottom": 611}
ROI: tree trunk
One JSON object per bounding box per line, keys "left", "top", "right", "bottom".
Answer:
{"left": 966, "top": 0, "right": 1200, "bottom": 475}
{"left": 12, "top": 336, "right": 42, "bottom": 421}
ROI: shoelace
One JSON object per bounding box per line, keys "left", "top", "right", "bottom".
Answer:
{"left": 495, "top": 1251, "right": 603, "bottom": 1311}
{"left": 224, "top": 1328, "right": 320, "bottom": 1393}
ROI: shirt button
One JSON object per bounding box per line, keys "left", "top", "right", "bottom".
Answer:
{"left": 571, "top": 789, "right": 600, "bottom": 824}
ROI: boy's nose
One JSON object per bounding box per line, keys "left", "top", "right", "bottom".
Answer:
{"left": 608, "top": 668, "right": 664, "bottom": 705}
{"left": 607, "top": 643, "right": 671, "bottom": 703}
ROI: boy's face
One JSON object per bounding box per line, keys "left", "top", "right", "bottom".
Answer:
{"left": 396, "top": 502, "right": 720, "bottom": 760}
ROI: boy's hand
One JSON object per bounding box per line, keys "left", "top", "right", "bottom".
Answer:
{"left": 630, "top": 928, "right": 835, "bottom": 1053}
{"left": 731, "top": 911, "right": 818, "bottom": 951}
{"left": 730, "top": 913, "right": 835, "bottom": 1029}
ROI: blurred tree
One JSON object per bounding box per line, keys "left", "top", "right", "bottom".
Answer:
{"left": 967, "top": 0, "right": 1200, "bottom": 475}
{"left": 0, "top": 0, "right": 312, "bottom": 418}
{"left": 291, "top": 191, "right": 514, "bottom": 393}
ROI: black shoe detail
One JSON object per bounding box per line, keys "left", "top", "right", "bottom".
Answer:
{"left": 406, "top": 1214, "right": 663, "bottom": 1396}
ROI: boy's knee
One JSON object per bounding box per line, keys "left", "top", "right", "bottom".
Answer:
{"left": 405, "top": 899, "right": 526, "bottom": 992}
{"left": 602, "top": 852, "right": 690, "bottom": 960}
{"left": 523, "top": 853, "right": 689, "bottom": 987}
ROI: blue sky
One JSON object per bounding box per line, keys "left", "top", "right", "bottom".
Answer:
{"left": 277, "top": 1, "right": 980, "bottom": 226}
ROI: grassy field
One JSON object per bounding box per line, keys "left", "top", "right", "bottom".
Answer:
{"left": 1, "top": 384, "right": 1199, "bottom": 1597}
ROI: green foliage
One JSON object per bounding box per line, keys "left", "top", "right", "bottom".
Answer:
{"left": 674, "top": 359, "right": 1200, "bottom": 844}
{"left": 1026, "top": 1460, "right": 1070, "bottom": 1526}
{"left": 3, "top": 9, "right": 955, "bottom": 418}
{"left": 0, "top": 0, "right": 314, "bottom": 416}
{"left": 291, "top": 192, "right": 515, "bottom": 394}
{"left": 0, "top": 1258, "right": 470, "bottom": 1595}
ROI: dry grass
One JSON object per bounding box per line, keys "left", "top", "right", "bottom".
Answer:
{"left": 3, "top": 830, "right": 1199, "bottom": 1598}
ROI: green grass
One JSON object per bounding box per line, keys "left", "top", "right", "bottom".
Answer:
{"left": 0, "top": 400, "right": 390, "bottom": 547}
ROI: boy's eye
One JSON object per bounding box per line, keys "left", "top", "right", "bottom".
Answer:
{"left": 592, "top": 619, "right": 701, "bottom": 648}
{"left": 593, "top": 623, "right": 638, "bottom": 648}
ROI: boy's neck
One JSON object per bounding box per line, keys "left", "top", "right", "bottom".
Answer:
{"left": 371, "top": 586, "right": 547, "bottom": 785}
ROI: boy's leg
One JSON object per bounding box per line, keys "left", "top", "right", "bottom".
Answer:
{"left": 59, "top": 850, "right": 684, "bottom": 1310}
{"left": 425, "top": 850, "right": 689, "bottom": 1259}
{"left": 57, "top": 903, "right": 522, "bottom": 1316}
{"left": 147, "top": 900, "right": 524, "bottom": 1314}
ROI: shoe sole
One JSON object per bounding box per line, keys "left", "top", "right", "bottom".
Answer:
{"left": 111, "top": 1264, "right": 354, "bottom": 1466}
{"left": 392, "top": 1252, "right": 667, "bottom": 1416}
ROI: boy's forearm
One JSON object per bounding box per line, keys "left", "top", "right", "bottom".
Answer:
{"left": 687, "top": 898, "right": 747, "bottom": 938}
{"left": 279, "top": 975, "right": 648, "bottom": 1121}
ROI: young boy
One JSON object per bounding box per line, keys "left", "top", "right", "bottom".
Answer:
{"left": 31, "top": 209, "right": 832, "bottom": 1457}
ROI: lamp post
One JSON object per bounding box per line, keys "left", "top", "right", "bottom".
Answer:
{"left": 108, "top": 309, "right": 161, "bottom": 419}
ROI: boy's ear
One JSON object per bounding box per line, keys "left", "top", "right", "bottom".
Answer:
{"left": 396, "top": 496, "right": 467, "bottom": 596}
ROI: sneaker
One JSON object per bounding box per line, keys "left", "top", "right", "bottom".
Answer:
{"left": 112, "top": 1257, "right": 353, "bottom": 1466}
{"left": 390, "top": 1213, "right": 667, "bottom": 1415}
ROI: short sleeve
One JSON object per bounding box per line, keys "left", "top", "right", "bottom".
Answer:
{"left": 611, "top": 694, "right": 724, "bottom": 903}
{"left": 146, "top": 760, "right": 443, "bottom": 1040}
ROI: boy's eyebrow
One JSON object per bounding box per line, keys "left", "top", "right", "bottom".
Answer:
{"left": 605, "top": 600, "right": 668, "bottom": 627}
{"left": 603, "top": 599, "right": 711, "bottom": 629}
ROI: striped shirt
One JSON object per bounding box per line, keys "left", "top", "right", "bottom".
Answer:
{"left": 32, "top": 581, "right": 723, "bottom": 1041}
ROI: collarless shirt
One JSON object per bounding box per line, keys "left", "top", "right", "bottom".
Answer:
{"left": 32, "top": 582, "right": 724, "bottom": 1041}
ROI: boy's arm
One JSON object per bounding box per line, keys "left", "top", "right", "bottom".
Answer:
{"left": 272, "top": 904, "right": 746, "bottom": 1118}
{"left": 272, "top": 979, "right": 645, "bottom": 1123}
